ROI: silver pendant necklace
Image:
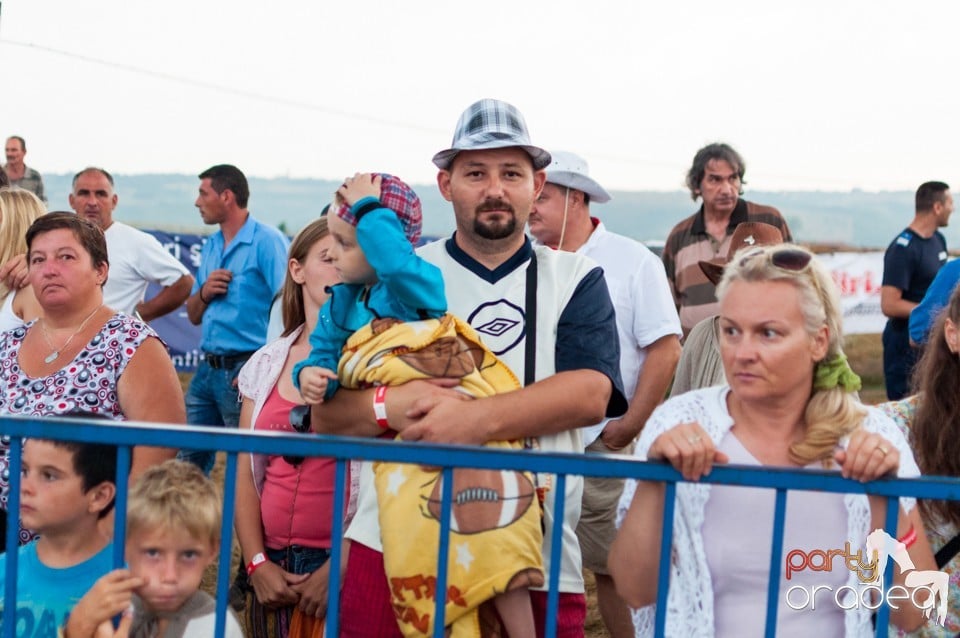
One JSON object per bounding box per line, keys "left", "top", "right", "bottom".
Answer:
{"left": 39, "top": 304, "right": 104, "bottom": 364}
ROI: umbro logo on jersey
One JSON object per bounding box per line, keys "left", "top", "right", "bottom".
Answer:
{"left": 467, "top": 300, "right": 525, "bottom": 356}
{"left": 475, "top": 318, "right": 519, "bottom": 338}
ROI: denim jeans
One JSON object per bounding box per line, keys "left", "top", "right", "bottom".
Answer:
{"left": 266, "top": 545, "right": 331, "bottom": 575}
{"left": 237, "top": 545, "right": 331, "bottom": 634}
{"left": 235, "top": 544, "right": 331, "bottom": 592}
{"left": 179, "top": 357, "right": 246, "bottom": 475}
{"left": 882, "top": 322, "right": 918, "bottom": 401}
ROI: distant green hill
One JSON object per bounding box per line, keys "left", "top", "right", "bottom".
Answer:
{"left": 42, "top": 173, "right": 951, "bottom": 249}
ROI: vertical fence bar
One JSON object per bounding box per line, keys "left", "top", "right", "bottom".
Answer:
{"left": 873, "top": 495, "right": 900, "bottom": 637}
{"left": 111, "top": 445, "right": 131, "bottom": 569}
{"left": 544, "top": 473, "right": 568, "bottom": 638}
{"left": 432, "top": 466, "right": 455, "bottom": 637}
{"left": 214, "top": 451, "right": 238, "bottom": 638}
{"left": 653, "top": 481, "right": 677, "bottom": 638}
{"left": 2, "top": 438, "right": 21, "bottom": 638}
{"left": 763, "top": 488, "right": 788, "bottom": 638}
{"left": 324, "top": 459, "right": 348, "bottom": 638}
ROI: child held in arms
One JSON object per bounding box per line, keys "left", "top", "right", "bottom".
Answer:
{"left": 292, "top": 173, "right": 543, "bottom": 638}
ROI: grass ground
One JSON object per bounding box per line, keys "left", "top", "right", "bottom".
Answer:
{"left": 844, "top": 333, "right": 888, "bottom": 405}
{"left": 194, "top": 333, "right": 889, "bottom": 637}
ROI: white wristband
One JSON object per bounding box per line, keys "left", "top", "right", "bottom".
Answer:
{"left": 373, "top": 385, "right": 389, "bottom": 429}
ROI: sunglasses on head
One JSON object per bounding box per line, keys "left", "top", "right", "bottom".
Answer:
{"left": 284, "top": 405, "right": 313, "bottom": 466}
{"left": 738, "top": 247, "right": 813, "bottom": 272}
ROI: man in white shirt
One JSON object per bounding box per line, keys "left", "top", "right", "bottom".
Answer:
{"left": 528, "top": 151, "right": 682, "bottom": 638}
{"left": 69, "top": 167, "right": 193, "bottom": 321}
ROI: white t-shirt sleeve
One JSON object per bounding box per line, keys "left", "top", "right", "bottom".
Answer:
{"left": 130, "top": 228, "right": 191, "bottom": 285}
{"left": 630, "top": 247, "right": 682, "bottom": 348}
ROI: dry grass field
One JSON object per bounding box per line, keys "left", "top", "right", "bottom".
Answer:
{"left": 192, "top": 333, "right": 889, "bottom": 637}
{"left": 843, "top": 332, "right": 888, "bottom": 405}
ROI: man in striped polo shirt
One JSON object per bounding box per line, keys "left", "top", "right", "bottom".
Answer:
{"left": 662, "top": 143, "right": 792, "bottom": 335}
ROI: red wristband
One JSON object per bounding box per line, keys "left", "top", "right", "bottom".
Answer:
{"left": 373, "top": 385, "right": 389, "bottom": 429}
{"left": 897, "top": 525, "right": 918, "bottom": 549}
{"left": 246, "top": 552, "right": 267, "bottom": 576}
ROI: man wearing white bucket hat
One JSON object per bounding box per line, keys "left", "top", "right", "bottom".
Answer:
{"left": 313, "top": 99, "right": 627, "bottom": 637}
{"left": 529, "top": 151, "right": 681, "bottom": 637}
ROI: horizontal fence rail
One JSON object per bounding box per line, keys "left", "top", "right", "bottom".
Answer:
{"left": 2, "top": 415, "right": 960, "bottom": 637}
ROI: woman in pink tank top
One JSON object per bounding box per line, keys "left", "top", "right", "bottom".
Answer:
{"left": 233, "top": 217, "right": 343, "bottom": 637}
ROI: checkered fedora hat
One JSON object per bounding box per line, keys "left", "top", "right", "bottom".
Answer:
{"left": 336, "top": 173, "right": 422, "bottom": 245}
{"left": 432, "top": 99, "right": 551, "bottom": 170}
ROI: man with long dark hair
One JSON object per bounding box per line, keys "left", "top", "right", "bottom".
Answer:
{"left": 662, "top": 143, "right": 791, "bottom": 335}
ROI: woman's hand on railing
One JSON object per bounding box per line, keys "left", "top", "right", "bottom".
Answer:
{"left": 647, "top": 422, "right": 729, "bottom": 481}
{"left": 249, "top": 561, "right": 308, "bottom": 608}
{"left": 834, "top": 429, "right": 900, "bottom": 482}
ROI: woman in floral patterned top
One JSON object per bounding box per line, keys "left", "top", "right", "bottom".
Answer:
{"left": 0, "top": 212, "right": 184, "bottom": 543}
{"left": 879, "top": 284, "right": 960, "bottom": 637}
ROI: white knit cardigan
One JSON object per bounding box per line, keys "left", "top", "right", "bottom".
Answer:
{"left": 617, "top": 385, "right": 918, "bottom": 638}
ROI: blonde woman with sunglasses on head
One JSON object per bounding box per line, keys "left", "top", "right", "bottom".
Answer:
{"left": 610, "top": 244, "right": 937, "bottom": 638}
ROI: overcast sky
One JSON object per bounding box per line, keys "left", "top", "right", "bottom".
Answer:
{"left": 2, "top": 0, "right": 957, "bottom": 192}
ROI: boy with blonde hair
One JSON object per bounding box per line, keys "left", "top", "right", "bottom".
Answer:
{"left": 64, "top": 459, "right": 243, "bottom": 638}
{"left": 0, "top": 438, "right": 116, "bottom": 633}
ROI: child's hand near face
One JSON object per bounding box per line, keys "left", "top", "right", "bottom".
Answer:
{"left": 298, "top": 366, "right": 338, "bottom": 405}
{"left": 338, "top": 173, "right": 383, "bottom": 208}
{"left": 63, "top": 569, "right": 142, "bottom": 638}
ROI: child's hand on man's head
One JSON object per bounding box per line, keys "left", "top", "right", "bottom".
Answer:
{"left": 338, "top": 173, "right": 382, "bottom": 208}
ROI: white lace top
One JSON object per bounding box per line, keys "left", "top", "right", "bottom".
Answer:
{"left": 617, "top": 385, "right": 919, "bottom": 638}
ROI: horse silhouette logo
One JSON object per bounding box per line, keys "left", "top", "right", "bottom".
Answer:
{"left": 865, "top": 528, "right": 949, "bottom": 626}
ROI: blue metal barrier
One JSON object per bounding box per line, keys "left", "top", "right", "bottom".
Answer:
{"left": 3, "top": 414, "right": 960, "bottom": 637}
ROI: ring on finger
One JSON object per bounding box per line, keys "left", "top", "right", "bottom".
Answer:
{"left": 687, "top": 434, "right": 702, "bottom": 445}
{"left": 876, "top": 445, "right": 889, "bottom": 456}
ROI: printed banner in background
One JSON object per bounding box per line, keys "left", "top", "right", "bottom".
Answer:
{"left": 816, "top": 252, "right": 885, "bottom": 335}
{"left": 142, "top": 235, "right": 893, "bottom": 372}
{"left": 142, "top": 230, "right": 204, "bottom": 372}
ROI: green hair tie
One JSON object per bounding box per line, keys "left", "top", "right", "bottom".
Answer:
{"left": 813, "top": 354, "right": 862, "bottom": 393}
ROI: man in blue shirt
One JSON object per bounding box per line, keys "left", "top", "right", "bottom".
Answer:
{"left": 182, "top": 164, "right": 289, "bottom": 474}
{"left": 910, "top": 257, "right": 960, "bottom": 346}
{"left": 881, "top": 181, "right": 952, "bottom": 399}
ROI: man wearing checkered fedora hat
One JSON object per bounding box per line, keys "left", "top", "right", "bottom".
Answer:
{"left": 314, "top": 99, "right": 627, "bottom": 637}
{"left": 529, "top": 150, "right": 681, "bottom": 637}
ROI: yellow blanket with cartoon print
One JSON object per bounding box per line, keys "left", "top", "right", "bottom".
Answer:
{"left": 338, "top": 314, "right": 544, "bottom": 638}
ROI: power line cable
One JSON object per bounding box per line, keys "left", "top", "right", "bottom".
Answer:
{"left": 0, "top": 38, "right": 875, "bottom": 188}
{"left": 0, "top": 38, "right": 447, "bottom": 135}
